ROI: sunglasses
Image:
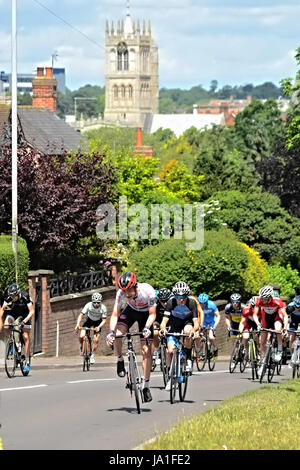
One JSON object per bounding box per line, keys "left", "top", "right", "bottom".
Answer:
{"left": 176, "top": 294, "right": 188, "bottom": 300}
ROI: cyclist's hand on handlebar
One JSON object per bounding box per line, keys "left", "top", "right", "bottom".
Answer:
{"left": 142, "top": 327, "right": 151, "bottom": 338}
{"left": 189, "top": 330, "right": 195, "bottom": 339}
{"left": 159, "top": 328, "right": 167, "bottom": 337}
{"left": 106, "top": 331, "right": 115, "bottom": 346}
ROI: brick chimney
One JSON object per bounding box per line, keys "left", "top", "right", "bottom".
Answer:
{"left": 32, "top": 67, "right": 57, "bottom": 112}
{"left": 133, "top": 127, "right": 153, "bottom": 157}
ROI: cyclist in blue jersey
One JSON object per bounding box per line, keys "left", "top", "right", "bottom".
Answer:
{"left": 287, "top": 295, "right": 300, "bottom": 367}
{"left": 196, "top": 293, "right": 220, "bottom": 357}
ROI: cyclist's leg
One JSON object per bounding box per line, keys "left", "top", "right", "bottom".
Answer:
{"left": 274, "top": 319, "right": 283, "bottom": 361}
{"left": 183, "top": 323, "right": 193, "bottom": 369}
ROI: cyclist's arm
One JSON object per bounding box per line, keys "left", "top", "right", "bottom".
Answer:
{"left": 252, "top": 306, "right": 261, "bottom": 327}
{"left": 145, "top": 305, "right": 156, "bottom": 330}
{"left": 225, "top": 313, "right": 231, "bottom": 329}
{"left": 0, "top": 304, "right": 5, "bottom": 331}
{"left": 75, "top": 312, "right": 84, "bottom": 329}
{"left": 239, "top": 316, "right": 246, "bottom": 333}
{"left": 280, "top": 307, "right": 289, "bottom": 330}
{"left": 214, "top": 310, "right": 220, "bottom": 329}
{"left": 23, "top": 303, "right": 34, "bottom": 324}
{"left": 109, "top": 302, "right": 121, "bottom": 332}
{"left": 192, "top": 316, "right": 199, "bottom": 333}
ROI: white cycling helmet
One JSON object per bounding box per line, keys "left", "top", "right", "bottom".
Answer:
{"left": 230, "top": 293, "right": 242, "bottom": 303}
{"left": 259, "top": 286, "right": 274, "bottom": 300}
{"left": 172, "top": 281, "right": 190, "bottom": 296}
{"left": 92, "top": 293, "right": 102, "bottom": 303}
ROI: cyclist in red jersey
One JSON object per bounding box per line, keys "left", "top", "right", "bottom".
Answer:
{"left": 252, "top": 286, "right": 288, "bottom": 365}
{"left": 239, "top": 296, "right": 260, "bottom": 358}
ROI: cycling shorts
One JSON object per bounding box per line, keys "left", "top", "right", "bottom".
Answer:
{"left": 117, "top": 305, "right": 153, "bottom": 341}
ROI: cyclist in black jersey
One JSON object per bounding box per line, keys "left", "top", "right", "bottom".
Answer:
{"left": 225, "top": 293, "right": 246, "bottom": 345}
{"left": 152, "top": 288, "right": 172, "bottom": 365}
{"left": 0, "top": 284, "right": 35, "bottom": 372}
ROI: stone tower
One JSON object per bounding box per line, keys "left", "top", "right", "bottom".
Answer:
{"left": 104, "top": 4, "right": 159, "bottom": 129}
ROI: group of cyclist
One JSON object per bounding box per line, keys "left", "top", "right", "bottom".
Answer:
{"left": 1, "top": 275, "right": 300, "bottom": 398}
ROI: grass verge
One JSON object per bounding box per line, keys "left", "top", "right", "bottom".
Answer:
{"left": 142, "top": 379, "right": 300, "bottom": 450}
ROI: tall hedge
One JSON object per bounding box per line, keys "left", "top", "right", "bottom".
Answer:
{"left": 0, "top": 235, "right": 29, "bottom": 294}
{"left": 128, "top": 229, "right": 269, "bottom": 299}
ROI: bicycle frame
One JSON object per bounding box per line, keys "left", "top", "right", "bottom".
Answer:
{"left": 259, "top": 328, "right": 282, "bottom": 383}
{"left": 79, "top": 327, "right": 97, "bottom": 371}
{"left": 4, "top": 320, "right": 29, "bottom": 378}
{"left": 246, "top": 329, "right": 259, "bottom": 380}
{"left": 229, "top": 329, "right": 247, "bottom": 374}
{"left": 193, "top": 327, "right": 216, "bottom": 372}
{"left": 288, "top": 327, "right": 300, "bottom": 379}
{"left": 166, "top": 332, "right": 191, "bottom": 404}
{"left": 115, "top": 332, "right": 145, "bottom": 414}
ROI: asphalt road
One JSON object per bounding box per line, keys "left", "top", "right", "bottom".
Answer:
{"left": 0, "top": 361, "right": 292, "bottom": 450}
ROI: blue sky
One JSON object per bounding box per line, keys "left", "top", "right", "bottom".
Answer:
{"left": 0, "top": 0, "right": 299, "bottom": 91}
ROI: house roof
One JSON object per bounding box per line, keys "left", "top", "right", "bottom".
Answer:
{"left": 148, "top": 113, "right": 225, "bottom": 137}
{"left": 0, "top": 105, "right": 87, "bottom": 154}
{"left": 17, "top": 107, "right": 87, "bottom": 154}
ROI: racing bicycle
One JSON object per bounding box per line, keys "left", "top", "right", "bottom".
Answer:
{"left": 4, "top": 317, "right": 30, "bottom": 378}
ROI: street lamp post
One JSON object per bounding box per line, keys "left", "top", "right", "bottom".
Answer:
{"left": 11, "top": 0, "right": 18, "bottom": 282}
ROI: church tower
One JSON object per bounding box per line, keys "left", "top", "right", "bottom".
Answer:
{"left": 104, "top": 3, "right": 159, "bottom": 129}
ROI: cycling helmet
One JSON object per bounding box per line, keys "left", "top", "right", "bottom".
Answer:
{"left": 259, "top": 285, "right": 274, "bottom": 300}
{"left": 198, "top": 293, "right": 209, "bottom": 304}
{"left": 157, "top": 288, "right": 172, "bottom": 302}
{"left": 117, "top": 272, "right": 137, "bottom": 291}
{"left": 92, "top": 293, "right": 102, "bottom": 304}
{"left": 7, "top": 283, "right": 20, "bottom": 297}
{"left": 230, "top": 293, "right": 242, "bottom": 303}
{"left": 248, "top": 296, "right": 258, "bottom": 307}
{"left": 293, "top": 295, "right": 300, "bottom": 308}
{"left": 172, "top": 281, "right": 190, "bottom": 296}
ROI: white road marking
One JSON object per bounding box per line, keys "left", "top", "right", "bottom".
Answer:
{"left": 0, "top": 384, "right": 48, "bottom": 392}
{"left": 67, "top": 378, "right": 118, "bottom": 384}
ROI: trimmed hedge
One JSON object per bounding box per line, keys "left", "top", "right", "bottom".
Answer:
{"left": 128, "top": 229, "right": 269, "bottom": 298}
{"left": 0, "top": 235, "right": 29, "bottom": 294}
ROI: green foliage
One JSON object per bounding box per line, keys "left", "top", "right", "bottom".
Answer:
{"left": 159, "top": 159, "right": 204, "bottom": 202}
{"left": 239, "top": 243, "right": 269, "bottom": 295}
{"left": 281, "top": 46, "right": 300, "bottom": 149}
{"left": 267, "top": 263, "right": 300, "bottom": 298}
{"left": 128, "top": 229, "right": 268, "bottom": 298}
{"left": 204, "top": 190, "right": 300, "bottom": 267}
{"left": 0, "top": 235, "right": 29, "bottom": 293}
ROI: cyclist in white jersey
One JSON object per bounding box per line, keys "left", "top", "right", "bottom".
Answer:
{"left": 75, "top": 293, "right": 107, "bottom": 364}
{"left": 106, "top": 272, "right": 156, "bottom": 403}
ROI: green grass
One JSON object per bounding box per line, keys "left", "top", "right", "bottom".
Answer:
{"left": 142, "top": 379, "right": 300, "bottom": 450}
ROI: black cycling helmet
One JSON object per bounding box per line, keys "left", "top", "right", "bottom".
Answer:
{"left": 157, "top": 288, "right": 172, "bottom": 302}
{"left": 7, "top": 283, "right": 20, "bottom": 297}
{"left": 117, "top": 272, "right": 137, "bottom": 291}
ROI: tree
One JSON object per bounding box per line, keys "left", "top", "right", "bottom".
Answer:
{"left": 0, "top": 141, "right": 118, "bottom": 259}
{"left": 159, "top": 159, "right": 204, "bottom": 202}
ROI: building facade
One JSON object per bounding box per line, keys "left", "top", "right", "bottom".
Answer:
{"left": 104, "top": 7, "right": 159, "bottom": 129}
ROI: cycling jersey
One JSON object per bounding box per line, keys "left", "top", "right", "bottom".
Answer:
{"left": 164, "top": 296, "right": 198, "bottom": 333}
{"left": 154, "top": 299, "right": 168, "bottom": 326}
{"left": 287, "top": 302, "right": 300, "bottom": 331}
{"left": 225, "top": 303, "right": 245, "bottom": 324}
{"left": 242, "top": 306, "right": 260, "bottom": 330}
{"left": 115, "top": 283, "right": 156, "bottom": 312}
{"left": 81, "top": 301, "right": 107, "bottom": 322}
{"left": 202, "top": 300, "right": 218, "bottom": 328}
{"left": 255, "top": 297, "right": 284, "bottom": 329}
{"left": 3, "top": 290, "right": 33, "bottom": 325}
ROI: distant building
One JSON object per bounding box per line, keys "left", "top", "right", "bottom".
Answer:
{"left": 146, "top": 113, "right": 225, "bottom": 137}
{"left": 194, "top": 96, "right": 252, "bottom": 125}
{"left": 32, "top": 67, "right": 57, "bottom": 113}
{"left": 0, "top": 68, "right": 66, "bottom": 95}
{"left": 104, "top": 5, "right": 159, "bottom": 129}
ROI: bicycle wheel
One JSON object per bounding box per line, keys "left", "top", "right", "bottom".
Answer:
{"left": 207, "top": 342, "right": 216, "bottom": 371}
{"left": 178, "top": 355, "right": 188, "bottom": 402}
{"left": 194, "top": 340, "right": 207, "bottom": 371}
{"left": 19, "top": 343, "right": 30, "bottom": 377}
{"left": 128, "top": 354, "right": 142, "bottom": 414}
{"left": 239, "top": 347, "right": 247, "bottom": 373}
{"left": 151, "top": 354, "right": 156, "bottom": 372}
{"left": 267, "top": 355, "right": 276, "bottom": 383}
{"left": 83, "top": 338, "right": 90, "bottom": 372}
{"left": 276, "top": 358, "right": 282, "bottom": 375}
{"left": 259, "top": 346, "right": 271, "bottom": 383}
{"left": 229, "top": 341, "right": 240, "bottom": 373}
{"left": 249, "top": 341, "right": 258, "bottom": 380}
{"left": 169, "top": 353, "right": 178, "bottom": 404}
{"left": 160, "top": 343, "right": 168, "bottom": 387}
{"left": 5, "top": 340, "right": 16, "bottom": 378}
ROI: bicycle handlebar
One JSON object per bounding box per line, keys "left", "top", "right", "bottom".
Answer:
{"left": 260, "top": 328, "right": 283, "bottom": 334}
{"left": 79, "top": 327, "right": 98, "bottom": 331}
{"left": 165, "top": 332, "right": 191, "bottom": 338}
{"left": 115, "top": 332, "right": 144, "bottom": 339}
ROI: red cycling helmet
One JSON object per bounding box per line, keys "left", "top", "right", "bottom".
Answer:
{"left": 117, "top": 272, "right": 137, "bottom": 291}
